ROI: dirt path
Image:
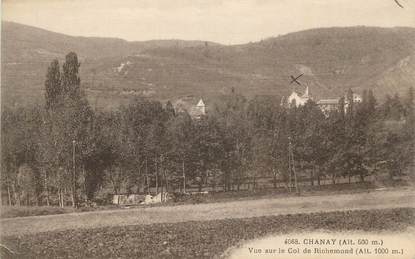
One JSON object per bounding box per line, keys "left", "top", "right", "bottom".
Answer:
{"left": 1, "top": 188, "right": 414, "bottom": 237}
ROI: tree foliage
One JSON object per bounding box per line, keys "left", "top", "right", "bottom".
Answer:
{"left": 2, "top": 53, "right": 414, "bottom": 206}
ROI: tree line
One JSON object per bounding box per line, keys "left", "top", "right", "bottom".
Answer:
{"left": 1, "top": 52, "right": 414, "bottom": 207}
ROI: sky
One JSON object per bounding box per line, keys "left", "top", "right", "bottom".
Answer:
{"left": 2, "top": 0, "right": 415, "bottom": 44}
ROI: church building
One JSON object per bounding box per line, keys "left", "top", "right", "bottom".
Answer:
{"left": 287, "top": 85, "right": 312, "bottom": 107}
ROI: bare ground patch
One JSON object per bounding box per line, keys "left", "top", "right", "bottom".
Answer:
{"left": 1, "top": 208, "right": 414, "bottom": 258}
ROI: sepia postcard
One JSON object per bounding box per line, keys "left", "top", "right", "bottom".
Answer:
{"left": 1, "top": 0, "right": 414, "bottom": 258}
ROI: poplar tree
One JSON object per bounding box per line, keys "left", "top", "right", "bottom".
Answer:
{"left": 45, "top": 59, "right": 62, "bottom": 111}
{"left": 62, "top": 52, "right": 81, "bottom": 99}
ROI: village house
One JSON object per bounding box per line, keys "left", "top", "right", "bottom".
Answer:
{"left": 192, "top": 99, "right": 206, "bottom": 119}
{"left": 317, "top": 93, "right": 362, "bottom": 114}
{"left": 173, "top": 96, "right": 207, "bottom": 119}
{"left": 316, "top": 98, "right": 340, "bottom": 114}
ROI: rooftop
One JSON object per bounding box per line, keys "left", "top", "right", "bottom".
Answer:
{"left": 317, "top": 98, "right": 340, "bottom": 105}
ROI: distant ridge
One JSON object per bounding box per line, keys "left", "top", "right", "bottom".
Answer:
{"left": 2, "top": 22, "right": 415, "bottom": 108}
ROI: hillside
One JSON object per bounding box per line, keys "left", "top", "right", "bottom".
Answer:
{"left": 2, "top": 22, "right": 415, "bottom": 109}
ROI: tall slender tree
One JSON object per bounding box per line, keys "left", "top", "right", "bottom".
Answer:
{"left": 62, "top": 52, "right": 81, "bottom": 99}
{"left": 45, "top": 59, "right": 62, "bottom": 111}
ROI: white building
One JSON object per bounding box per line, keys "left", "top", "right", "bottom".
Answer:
{"left": 287, "top": 85, "right": 312, "bottom": 107}
{"left": 317, "top": 98, "right": 340, "bottom": 115}
{"left": 349, "top": 93, "right": 362, "bottom": 103}
{"left": 317, "top": 93, "right": 362, "bottom": 115}
{"left": 190, "top": 99, "right": 206, "bottom": 119}
{"left": 195, "top": 99, "right": 206, "bottom": 115}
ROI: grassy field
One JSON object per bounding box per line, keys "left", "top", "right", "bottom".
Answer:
{"left": 2, "top": 187, "right": 414, "bottom": 237}
{"left": 1, "top": 208, "right": 414, "bottom": 258}
{"left": 0, "top": 204, "right": 121, "bottom": 219}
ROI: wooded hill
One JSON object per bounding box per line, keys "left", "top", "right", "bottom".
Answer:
{"left": 2, "top": 22, "right": 415, "bottom": 108}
